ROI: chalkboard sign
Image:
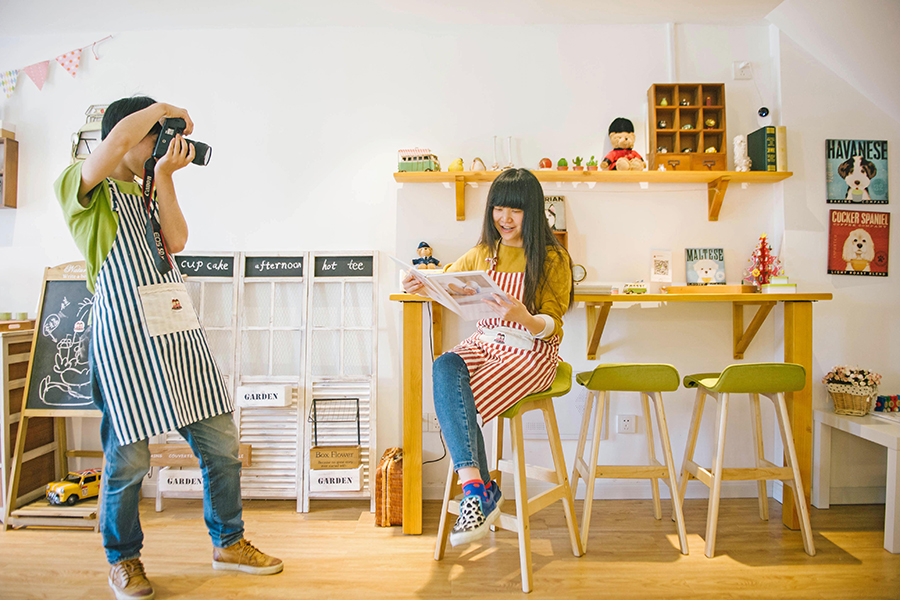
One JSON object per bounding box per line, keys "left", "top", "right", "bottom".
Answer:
{"left": 245, "top": 256, "right": 304, "bottom": 278}
{"left": 313, "top": 255, "right": 374, "bottom": 278}
{"left": 175, "top": 255, "right": 234, "bottom": 278}
{"left": 24, "top": 262, "right": 99, "bottom": 413}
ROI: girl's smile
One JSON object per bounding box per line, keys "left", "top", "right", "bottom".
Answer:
{"left": 493, "top": 206, "right": 524, "bottom": 247}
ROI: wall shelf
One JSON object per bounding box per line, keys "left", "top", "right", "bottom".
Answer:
{"left": 393, "top": 170, "right": 792, "bottom": 221}
{"left": 0, "top": 128, "right": 18, "bottom": 210}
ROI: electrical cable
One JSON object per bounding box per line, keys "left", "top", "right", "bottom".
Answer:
{"left": 422, "top": 300, "right": 448, "bottom": 466}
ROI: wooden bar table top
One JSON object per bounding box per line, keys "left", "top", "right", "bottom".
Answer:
{"left": 391, "top": 291, "right": 832, "bottom": 533}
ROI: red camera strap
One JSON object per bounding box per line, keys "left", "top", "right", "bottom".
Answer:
{"left": 142, "top": 157, "right": 173, "bottom": 275}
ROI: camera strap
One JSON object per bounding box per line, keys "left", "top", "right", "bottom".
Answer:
{"left": 142, "top": 157, "right": 173, "bottom": 276}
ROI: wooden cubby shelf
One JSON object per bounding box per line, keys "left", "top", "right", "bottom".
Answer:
{"left": 393, "top": 170, "right": 792, "bottom": 221}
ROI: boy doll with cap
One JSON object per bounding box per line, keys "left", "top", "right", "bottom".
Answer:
{"left": 412, "top": 241, "right": 441, "bottom": 269}
{"left": 600, "top": 117, "right": 646, "bottom": 171}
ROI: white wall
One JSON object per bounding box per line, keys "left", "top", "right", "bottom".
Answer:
{"left": 1, "top": 19, "right": 895, "bottom": 502}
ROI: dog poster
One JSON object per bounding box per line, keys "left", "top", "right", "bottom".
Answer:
{"left": 826, "top": 139, "right": 888, "bottom": 204}
{"left": 827, "top": 210, "right": 890, "bottom": 277}
{"left": 685, "top": 247, "right": 726, "bottom": 285}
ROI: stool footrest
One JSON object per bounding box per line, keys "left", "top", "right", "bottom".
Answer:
{"left": 595, "top": 465, "right": 670, "bottom": 479}
{"left": 498, "top": 459, "right": 559, "bottom": 485}
{"left": 689, "top": 463, "right": 794, "bottom": 486}
{"left": 528, "top": 485, "right": 568, "bottom": 515}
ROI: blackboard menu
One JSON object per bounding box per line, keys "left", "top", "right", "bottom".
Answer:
{"left": 244, "top": 256, "right": 304, "bottom": 278}
{"left": 175, "top": 255, "right": 234, "bottom": 278}
{"left": 314, "top": 255, "right": 374, "bottom": 278}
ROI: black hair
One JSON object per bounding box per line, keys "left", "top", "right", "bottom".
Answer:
{"left": 608, "top": 117, "right": 635, "bottom": 135}
{"left": 101, "top": 96, "right": 161, "bottom": 140}
{"left": 477, "top": 168, "right": 574, "bottom": 313}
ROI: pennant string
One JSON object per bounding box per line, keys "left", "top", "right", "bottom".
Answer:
{"left": 91, "top": 35, "right": 113, "bottom": 60}
{"left": 0, "top": 35, "right": 110, "bottom": 99}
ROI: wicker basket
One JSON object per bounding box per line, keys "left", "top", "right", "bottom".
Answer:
{"left": 827, "top": 382, "right": 877, "bottom": 416}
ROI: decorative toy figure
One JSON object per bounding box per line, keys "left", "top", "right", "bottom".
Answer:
{"left": 572, "top": 156, "right": 584, "bottom": 171}
{"left": 448, "top": 158, "right": 464, "bottom": 171}
{"left": 539, "top": 158, "right": 552, "bottom": 170}
{"left": 600, "top": 118, "right": 645, "bottom": 171}
{"left": 624, "top": 280, "right": 648, "bottom": 294}
{"left": 47, "top": 468, "right": 102, "bottom": 506}
{"left": 586, "top": 156, "right": 598, "bottom": 171}
{"left": 557, "top": 158, "right": 568, "bottom": 171}
{"left": 742, "top": 233, "right": 784, "bottom": 287}
{"left": 471, "top": 157, "right": 486, "bottom": 171}
{"left": 412, "top": 242, "right": 441, "bottom": 270}
{"left": 733, "top": 135, "right": 752, "bottom": 172}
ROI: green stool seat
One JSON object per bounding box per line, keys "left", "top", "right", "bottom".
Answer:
{"left": 576, "top": 363, "right": 680, "bottom": 392}
{"left": 683, "top": 363, "right": 806, "bottom": 394}
{"left": 500, "top": 361, "right": 572, "bottom": 418}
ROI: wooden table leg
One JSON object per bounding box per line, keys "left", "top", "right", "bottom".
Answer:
{"left": 401, "top": 301, "right": 424, "bottom": 534}
{"left": 783, "top": 301, "right": 813, "bottom": 531}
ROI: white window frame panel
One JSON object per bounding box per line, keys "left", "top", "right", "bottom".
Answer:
{"left": 302, "top": 251, "right": 378, "bottom": 512}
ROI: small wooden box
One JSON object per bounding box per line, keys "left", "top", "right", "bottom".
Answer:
{"left": 310, "top": 445, "right": 361, "bottom": 470}
{"left": 666, "top": 285, "right": 758, "bottom": 294}
{"left": 309, "top": 465, "right": 363, "bottom": 492}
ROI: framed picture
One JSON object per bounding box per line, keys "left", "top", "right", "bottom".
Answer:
{"left": 827, "top": 210, "right": 890, "bottom": 276}
{"left": 650, "top": 250, "right": 672, "bottom": 283}
{"left": 544, "top": 195, "right": 566, "bottom": 231}
{"left": 685, "top": 248, "right": 725, "bottom": 285}
{"left": 826, "top": 139, "right": 888, "bottom": 204}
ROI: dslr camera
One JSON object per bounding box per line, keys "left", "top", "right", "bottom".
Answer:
{"left": 153, "top": 118, "right": 212, "bottom": 166}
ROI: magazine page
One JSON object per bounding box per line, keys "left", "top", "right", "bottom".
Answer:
{"left": 390, "top": 255, "right": 507, "bottom": 321}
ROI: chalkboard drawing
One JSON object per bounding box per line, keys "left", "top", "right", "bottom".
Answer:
{"left": 39, "top": 297, "right": 93, "bottom": 407}
{"left": 42, "top": 297, "right": 70, "bottom": 342}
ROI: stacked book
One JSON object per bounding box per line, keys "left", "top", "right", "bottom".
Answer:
{"left": 575, "top": 283, "right": 615, "bottom": 295}
{"left": 748, "top": 125, "right": 788, "bottom": 172}
{"left": 761, "top": 276, "right": 796, "bottom": 293}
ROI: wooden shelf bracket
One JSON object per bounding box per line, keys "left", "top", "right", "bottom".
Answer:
{"left": 586, "top": 303, "right": 612, "bottom": 360}
{"left": 707, "top": 175, "right": 731, "bottom": 221}
{"left": 455, "top": 176, "right": 465, "bottom": 221}
{"left": 732, "top": 301, "right": 776, "bottom": 359}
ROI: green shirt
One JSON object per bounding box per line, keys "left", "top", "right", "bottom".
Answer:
{"left": 54, "top": 162, "right": 139, "bottom": 293}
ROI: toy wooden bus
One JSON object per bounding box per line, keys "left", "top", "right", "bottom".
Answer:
{"left": 398, "top": 148, "right": 440, "bottom": 172}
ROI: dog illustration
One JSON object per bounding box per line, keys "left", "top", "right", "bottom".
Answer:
{"left": 838, "top": 155, "right": 876, "bottom": 201}
{"left": 693, "top": 259, "right": 721, "bottom": 284}
{"left": 841, "top": 228, "right": 875, "bottom": 271}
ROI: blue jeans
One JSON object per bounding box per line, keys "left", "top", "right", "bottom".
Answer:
{"left": 93, "top": 356, "right": 244, "bottom": 564}
{"left": 432, "top": 352, "right": 491, "bottom": 483}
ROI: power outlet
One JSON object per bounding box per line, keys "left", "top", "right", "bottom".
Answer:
{"left": 423, "top": 412, "right": 441, "bottom": 432}
{"left": 733, "top": 60, "right": 752, "bottom": 80}
{"left": 617, "top": 414, "right": 636, "bottom": 434}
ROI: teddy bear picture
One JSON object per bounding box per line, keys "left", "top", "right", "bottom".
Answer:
{"left": 600, "top": 117, "right": 646, "bottom": 171}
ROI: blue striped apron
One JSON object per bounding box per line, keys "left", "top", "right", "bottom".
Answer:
{"left": 90, "top": 179, "right": 232, "bottom": 446}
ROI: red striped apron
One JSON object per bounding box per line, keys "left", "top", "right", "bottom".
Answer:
{"left": 451, "top": 252, "right": 561, "bottom": 422}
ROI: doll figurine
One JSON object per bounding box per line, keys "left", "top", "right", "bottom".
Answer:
{"left": 412, "top": 242, "right": 441, "bottom": 269}
{"left": 600, "top": 117, "right": 646, "bottom": 171}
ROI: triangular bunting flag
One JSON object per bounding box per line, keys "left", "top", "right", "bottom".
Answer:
{"left": 0, "top": 70, "right": 18, "bottom": 98}
{"left": 55, "top": 48, "right": 82, "bottom": 78}
{"left": 22, "top": 61, "right": 50, "bottom": 91}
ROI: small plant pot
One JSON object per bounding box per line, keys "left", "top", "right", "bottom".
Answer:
{"left": 572, "top": 166, "right": 584, "bottom": 171}
{"left": 557, "top": 166, "right": 568, "bottom": 171}
{"left": 586, "top": 165, "right": 598, "bottom": 171}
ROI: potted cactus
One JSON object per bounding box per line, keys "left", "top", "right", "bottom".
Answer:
{"left": 572, "top": 156, "right": 584, "bottom": 171}
{"left": 557, "top": 158, "right": 568, "bottom": 171}
{"left": 586, "top": 156, "right": 598, "bottom": 171}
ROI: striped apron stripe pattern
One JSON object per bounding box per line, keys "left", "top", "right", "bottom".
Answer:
{"left": 451, "top": 260, "right": 560, "bottom": 423}
{"left": 91, "top": 179, "right": 232, "bottom": 446}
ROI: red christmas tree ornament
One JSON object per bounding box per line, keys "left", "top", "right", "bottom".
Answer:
{"left": 742, "top": 233, "right": 784, "bottom": 287}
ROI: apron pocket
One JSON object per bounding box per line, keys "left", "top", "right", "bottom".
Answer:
{"left": 138, "top": 282, "right": 201, "bottom": 337}
{"left": 477, "top": 325, "right": 535, "bottom": 351}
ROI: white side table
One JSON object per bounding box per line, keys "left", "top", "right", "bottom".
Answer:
{"left": 813, "top": 409, "right": 900, "bottom": 553}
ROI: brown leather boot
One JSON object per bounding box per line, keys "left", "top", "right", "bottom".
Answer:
{"left": 212, "top": 538, "right": 283, "bottom": 575}
{"left": 108, "top": 558, "right": 155, "bottom": 599}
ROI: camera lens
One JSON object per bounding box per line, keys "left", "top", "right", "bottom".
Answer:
{"left": 758, "top": 107, "right": 770, "bottom": 118}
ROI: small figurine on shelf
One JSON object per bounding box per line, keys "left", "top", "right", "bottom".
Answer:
{"left": 557, "top": 158, "right": 568, "bottom": 171}
{"left": 742, "top": 233, "right": 784, "bottom": 287}
{"left": 704, "top": 118, "right": 717, "bottom": 129}
{"left": 471, "top": 157, "right": 486, "bottom": 171}
{"left": 448, "top": 158, "right": 464, "bottom": 171}
{"left": 572, "top": 156, "right": 584, "bottom": 171}
{"left": 539, "top": 158, "right": 553, "bottom": 170}
{"left": 733, "top": 135, "right": 751, "bottom": 172}
{"left": 659, "top": 97, "right": 668, "bottom": 106}
{"left": 586, "top": 156, "right": 598, "bottom": 171}
{"left": 412, "top": 242, "right": 441, "bottom": 270}
{"left": 623, "top": 280, "right": 648, "bottom": 294}
{"left": 600, "top": 117, "right": 645, "bottom": 171}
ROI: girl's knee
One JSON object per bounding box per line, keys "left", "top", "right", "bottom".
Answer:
{"left": 433, "top": 352, "right": 465, "bottom": 377}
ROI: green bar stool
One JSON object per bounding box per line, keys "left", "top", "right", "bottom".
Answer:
{"left": 677, "top": 363, "right": 816, "bottom": 558}
{"left": 435, "top": 362, "right": 584, "bottom": 594}
{"left": 570, "top": 364, "right": 688, "bottom": 554}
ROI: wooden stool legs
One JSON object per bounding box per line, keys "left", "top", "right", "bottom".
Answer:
{"left": 679, "top": 389, "right": 816, "bottom": 558}
{"left": 571, "top": 389, "right": 688, "bottom": 554}
{"left": 434, "top": 397, "right": 583, "bottom": 593}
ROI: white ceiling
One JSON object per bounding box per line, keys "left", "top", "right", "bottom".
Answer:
{"left": 0, "top": 0, "right": 785, "bottom": 35}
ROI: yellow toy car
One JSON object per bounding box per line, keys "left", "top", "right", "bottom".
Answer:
{"left": 46, "top": 468, "right": 102, "bottom": 506}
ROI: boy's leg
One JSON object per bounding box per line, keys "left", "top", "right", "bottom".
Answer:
{"left": 178, "top": 412, "right": 282, "bottom": 575}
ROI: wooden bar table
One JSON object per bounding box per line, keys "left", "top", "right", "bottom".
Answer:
{"left": 576, "top": 291, "right": 832, "bottom": 530}
{"left": 390, "top": 291, "right": 831, "bottom": 533}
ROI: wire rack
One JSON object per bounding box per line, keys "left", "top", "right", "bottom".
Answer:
{"left": 308, "top": 398, "right": 360, "bottom": 446}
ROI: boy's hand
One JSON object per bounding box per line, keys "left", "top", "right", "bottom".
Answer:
{"left": 159, "top": 104, "right": 193, "bottom": 135}
{"left": 155, "top": 134, "right": 196, "bottom": 176}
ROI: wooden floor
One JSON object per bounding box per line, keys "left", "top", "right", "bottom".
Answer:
{"left": 1, "top": 498, "right": 898, "bottom": 599}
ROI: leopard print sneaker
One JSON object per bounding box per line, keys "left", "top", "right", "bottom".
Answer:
{"left": 449, "top": 480, "right": 501, "bottom": 546}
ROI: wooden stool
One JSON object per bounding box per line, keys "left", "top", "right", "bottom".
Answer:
{"left": 677, "top": 363, "right": 816, "bottom": 558}
{"left": 570, "top": 363, "right": 688, "bottom": 554}
{"left": 434, "top": 362, "right": 584, "bottom": 593}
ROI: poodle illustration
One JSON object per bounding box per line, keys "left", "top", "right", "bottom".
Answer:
{"left": 838, "top": 155, "right": 877, "bottom": 202}
{"left": 693, "top": 259, "right": 722, "bottom": 284}
{"left": 842, "top": 228, "right": 875, "bottom": 271}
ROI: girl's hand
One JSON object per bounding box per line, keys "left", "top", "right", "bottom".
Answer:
{"left": 155, "top": 134, "right": 196, "bottom": 176}
{"left": 483, "top": 293, "right": 532, "bottom": 326}
{"left": 402, "top": 270, "right": 428, "bottom": 296}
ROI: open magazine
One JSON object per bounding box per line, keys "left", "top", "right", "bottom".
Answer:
{"left": 391, "top": 255, "right": 508, "bottom": 322}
